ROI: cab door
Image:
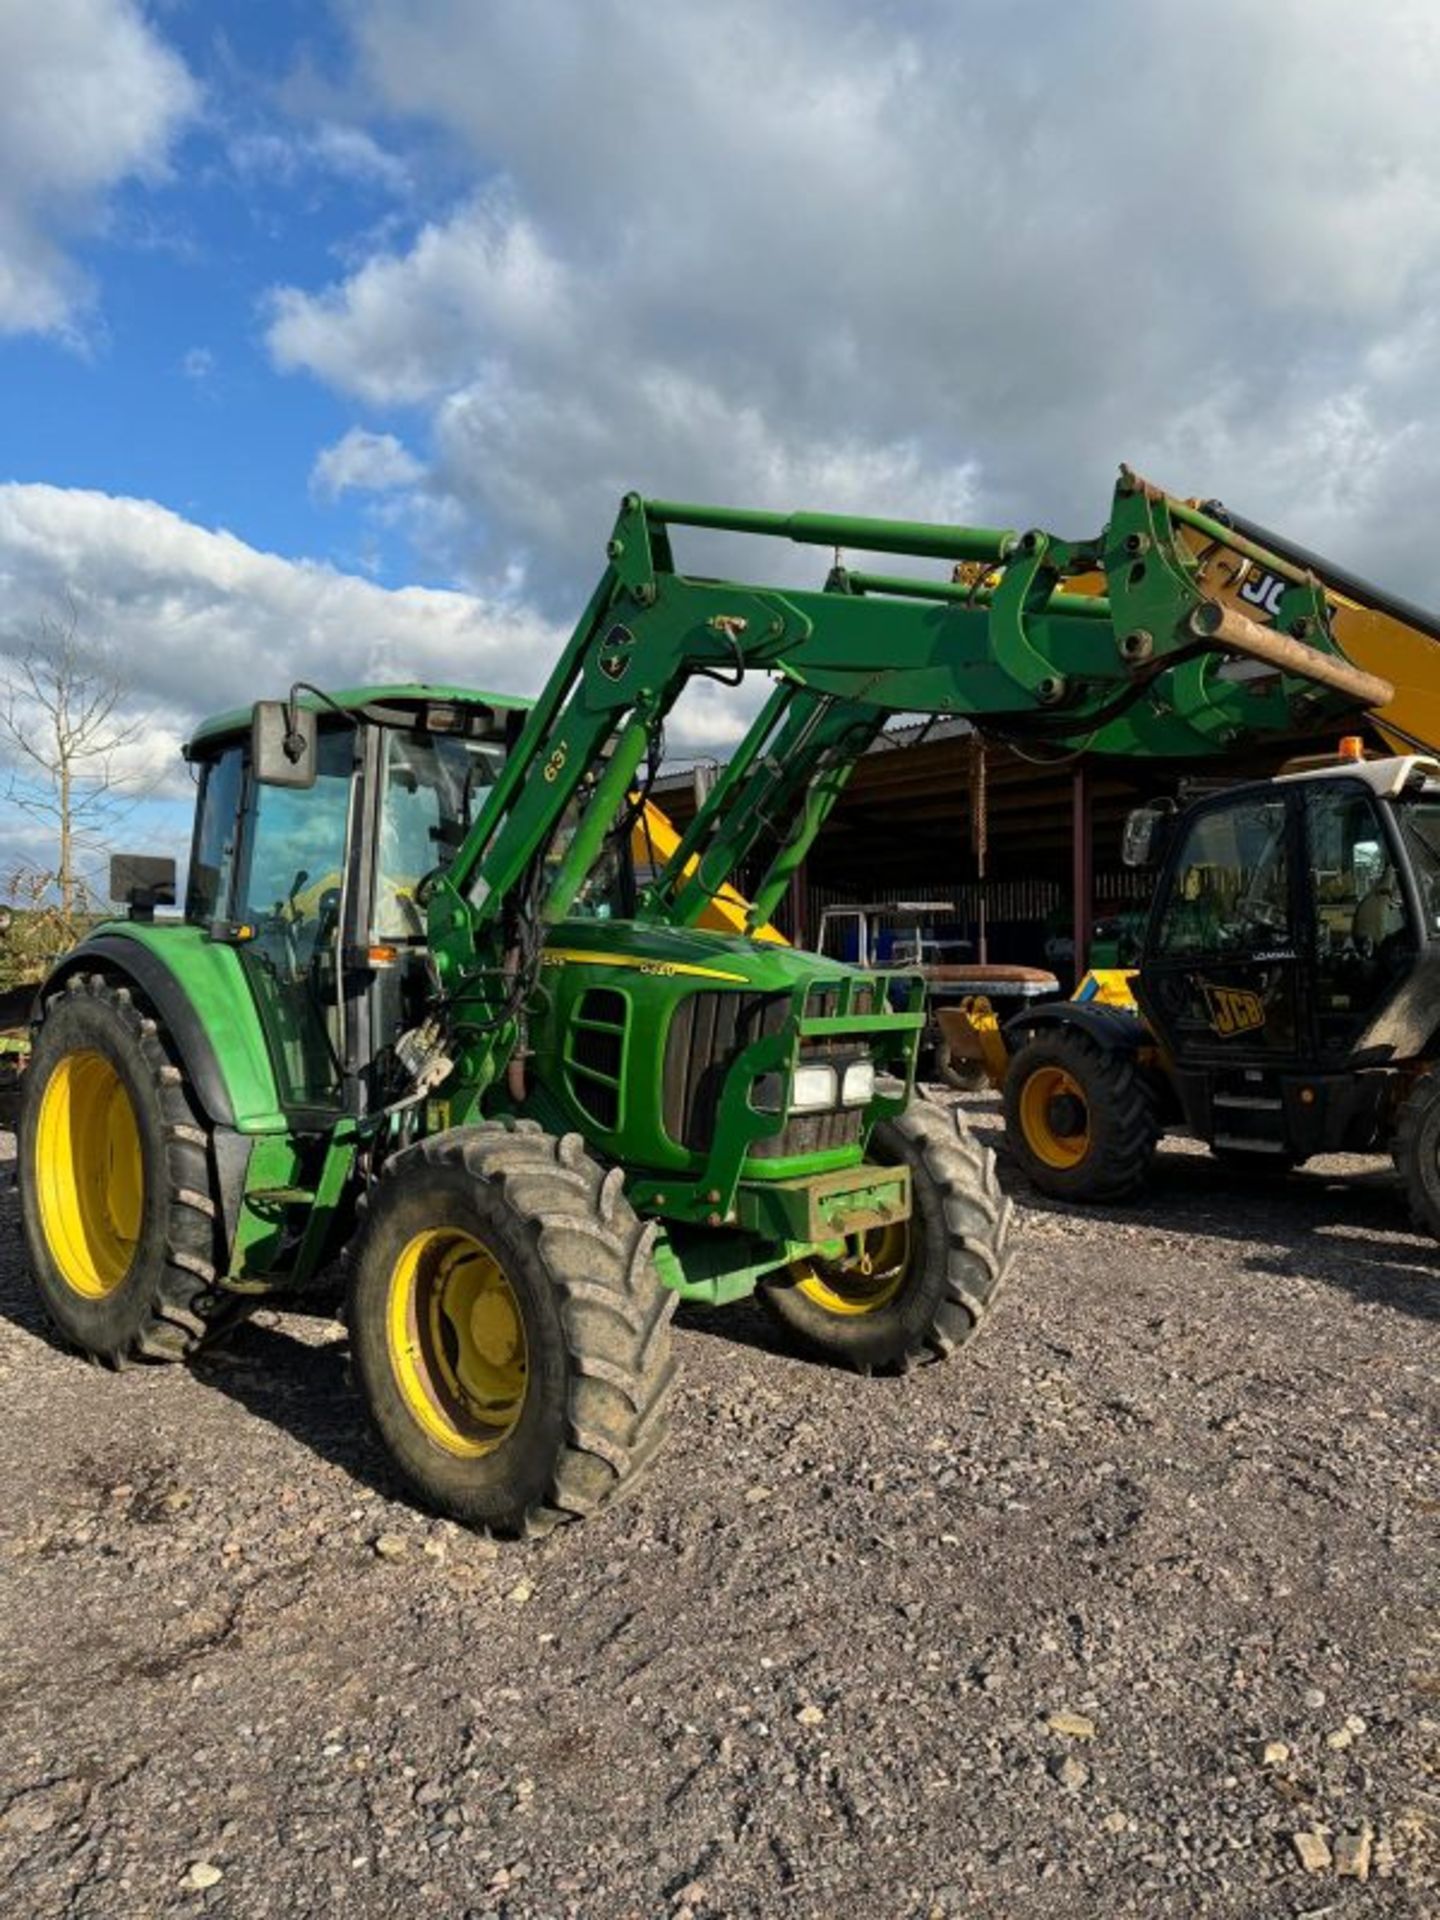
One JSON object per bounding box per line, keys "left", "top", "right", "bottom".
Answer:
{"left": 1302, "top": 778, "right": 1418, "bottom": 1060}
{"left": 230, "top": 725, "right": 358, "bottom": 1112}
{"left": 1136, "top": 788, "right": 1304, "bottom": 1066}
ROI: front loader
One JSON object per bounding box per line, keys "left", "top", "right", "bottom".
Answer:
{"left": 18, "top": 469, "right": 1392, "bottom": 1536}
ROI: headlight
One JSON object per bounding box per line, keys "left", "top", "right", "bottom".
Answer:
{"left": 790, "top": 1063, "right": 839, "bottom": 1112}
{"left": 841, "top": 1060, "right": 875, "bottom": 1106}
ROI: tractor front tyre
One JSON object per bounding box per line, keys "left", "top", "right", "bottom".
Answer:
{"left": 1004, "top": 1026, "right": 1160, "bottom": 1202}
{"left": 1393, "top": 1066, "right": 1440, "bottom": 1239}
{"left": 19, "top": 973, "right": 231, "bottom": 1365}
{"left": 758, "top": 1101, "right": 1012, "bottom": 1375}
{"left": 346, "top": 1122, "right": 677, "bottom": 1536}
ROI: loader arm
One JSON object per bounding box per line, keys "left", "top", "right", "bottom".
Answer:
{"left": 425, "top": 468, "right": 1393, "bottom": 1081}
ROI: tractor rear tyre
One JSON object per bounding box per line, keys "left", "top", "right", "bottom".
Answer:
{"left": 758, "top": 1101, "right": 1011, "bottom": 1374}
{"left": 19, "top": 972, "right": 232, "bottom": 1365}
{"left": 346, "top": 1121, "right": 676, "bottom": 1536}
{"left": 1004, "top": 1025, "right": 1160, "bottom": 1202}
{"left": 934, "top": 1037, "right": 991, "bottom": 1095}
{"left": 1393, "top": 1065, "right": 1440, "bottom": 1238}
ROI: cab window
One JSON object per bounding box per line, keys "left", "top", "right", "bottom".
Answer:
{"left": 376, "top": 729, "right": 505, "bottom": 939}
{"left": 185, "top": 745, "right": 244, "bottom": 924}
{"left": 1153, "top": 797, "right": 1291, "bottom": 956}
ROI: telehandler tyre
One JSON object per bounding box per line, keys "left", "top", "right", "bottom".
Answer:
{"left": 1392, "top": 1065, "right": 1440, "bottom": 1238}
{"left": 19, "top": 973, "right": 231, "bottom": 1365}
{"left": 1004, "top": 1025, "right": 1160, "bottom": 1202}
{"left": 759, "top": 1101, "right": 1011, "bottom": 1374}
{"left": 346, "top": 1120, "right": 676, "bottom": 1537}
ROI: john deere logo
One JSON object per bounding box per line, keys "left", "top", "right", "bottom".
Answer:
{"left": 1200, "top": 981, "right": 1265, "bottom": 1037}
{"left": 598, "top": 624, "right": 634, "bottom": 682}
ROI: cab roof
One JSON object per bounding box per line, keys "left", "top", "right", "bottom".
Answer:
{"left": 185, "top": 683, "right": 531, "bottom": 758}
{"left": 1275, "top": 753, "right": 1440, "bottom": 797}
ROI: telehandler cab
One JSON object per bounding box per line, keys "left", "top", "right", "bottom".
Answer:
{"left": 1004, "top": 743, "right": 1440, "bottom": 1227}
{"left": 18, "top": 469, "right": 1393, "bottom": 1535}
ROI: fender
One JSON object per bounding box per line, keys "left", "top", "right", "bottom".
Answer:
{"left": 45, "top": 935, "right": 236, "bottom": 1126}
{"left": 1002, "top": 1000, "right": 1147, "bottom": 1054}
{"left": 42, "top": 926, "right": 285, "bottom": 1132}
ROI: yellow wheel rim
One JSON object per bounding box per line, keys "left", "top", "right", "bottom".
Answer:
{"left": 35, "top": 1049, "right": 144, "bottom": 1299}
{"left": 1019, "top": 1064, "right": 1091, "bottom": 1169}
{"left": 386, "top": 1228, "right": 528, "bottom": 1457}
{"left": 791, "top": 1219, "right": 911, "bottom": 1317}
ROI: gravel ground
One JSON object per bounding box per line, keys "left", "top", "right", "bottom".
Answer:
{"left": 0, "top": 1098, "right": 1436, "bottom": 1920}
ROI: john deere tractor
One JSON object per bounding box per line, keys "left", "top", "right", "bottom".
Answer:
{"left": 18, "top": 470, "right": 1394, "bottom": 1535}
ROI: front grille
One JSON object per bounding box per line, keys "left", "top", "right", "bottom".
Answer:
{"left": 747, "top": 1105, "right": 864, "bottom": 1159}
{"left": 662, "top": 990, "right": 789, "bottom": 1151}
{"left": 662, "top": 988, "right": 869, "bottom": 1158}
{"left": 568, "top": 986, "right": 627, "bottom": 1131}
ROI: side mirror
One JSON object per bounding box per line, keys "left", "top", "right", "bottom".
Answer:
{"left": 252, "top": 700, "right": 317, "bottom": 789}
{"left": 110, "top": 853, "right": 177, "bottom": 922}
{"left": 1122, "top": 801, "right": 1176, "bottom": 869}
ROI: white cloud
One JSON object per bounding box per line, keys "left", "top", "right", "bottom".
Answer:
{"left": 311, "top": 426, "right": 424, "bottom": 499}
{"left": 228, "top": 121, "right": 410, "bottom": 197}
{"left": 181, "top": 345, "right": 215, "bottom": 383}
{"left": 268, "top": 192, "right": 568, "bottom": 407}
{"left": 262, "top": 0, "right": 1440, "bottom": 616}
{"left": 0, "top": 482, "right": 564, "bottom": 739}
{"left": 0, "top": 0, "right": 197, "bottom": 337}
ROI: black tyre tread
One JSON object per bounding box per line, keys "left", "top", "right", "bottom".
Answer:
{"left": 1004, "top": 1026, "right": 1160, "bottom": 1202}
{"left": 760, "top": 1099, "right": 1012, "bottom": 1373}
{"left": 1393, "top": 1065, "right": 1440, "bottom": 1238}
{"left": 900, "top": 1100, "right": 1011, "bottom": 1357}
{"left": 358, "top": 1119, "right": 676, "bottom": 1536}
{"left": 23, "top": 972, "right": 231, "bottom": 1366}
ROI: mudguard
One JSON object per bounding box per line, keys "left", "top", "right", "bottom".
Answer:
{"left": 42, "top": 926, "right": 284, "bottom": 1132}
{"left": 1001, "top": 999, "right": 1146, "bottom": 1055}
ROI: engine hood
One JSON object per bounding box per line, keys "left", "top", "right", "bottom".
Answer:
{"left": 543, "top": 918, "right": 879, "bottom": 996}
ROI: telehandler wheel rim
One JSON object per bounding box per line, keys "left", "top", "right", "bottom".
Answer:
{"left": 1018, "top": 1064, "right": 1091, "bottom": 1170}
{"left": 790, "top": 1219, "right": 910, "bottom": 1317}
{"left": 35, "top": 1048, "right": 144, "bottom": 1299}
{"left": 386, "top": 1227, "right": 529, "bottom": 1458}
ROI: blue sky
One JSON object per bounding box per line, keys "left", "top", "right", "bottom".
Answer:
{"left": 4, "top": 1, "right": 1440, "bottom": 886}
{"left": 2, "top": 3, "right": 432, "bottom": 584}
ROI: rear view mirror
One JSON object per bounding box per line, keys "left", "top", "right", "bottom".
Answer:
{"left": 1122, "top": 801, "right": 1176, "bottom": 869}
{"left": 252, "top": 700, "right": 317, "bottom": 788}
{"left": 110, "top": 853, "right": 177, "bottom": 922}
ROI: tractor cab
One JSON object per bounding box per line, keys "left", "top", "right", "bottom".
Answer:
{"left": 182, "top": 686, "right": 531, "bottom": 1117}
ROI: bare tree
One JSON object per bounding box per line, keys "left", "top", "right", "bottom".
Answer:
{"left": 0, "top": 598, "right": 148, "bottom": 918}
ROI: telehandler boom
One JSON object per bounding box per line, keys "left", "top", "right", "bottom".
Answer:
{"left": 18, "top": 469, "right": 1390, "bottom": 1535}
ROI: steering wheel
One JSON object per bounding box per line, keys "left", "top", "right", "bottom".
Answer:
{"left": 1237, "top": 896, "right": 1286, "bottom": 937}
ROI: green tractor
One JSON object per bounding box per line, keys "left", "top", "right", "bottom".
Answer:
{"left": 17, "top": 472, "right": 1391, "bottom": 1535}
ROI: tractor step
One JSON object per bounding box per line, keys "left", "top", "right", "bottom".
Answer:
{"left": 1213, "top": 1132, "right": 1289, "bottom": 1153}
{"left": 1213, "top": 1093, "right": 1283, "bottom": 1111}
